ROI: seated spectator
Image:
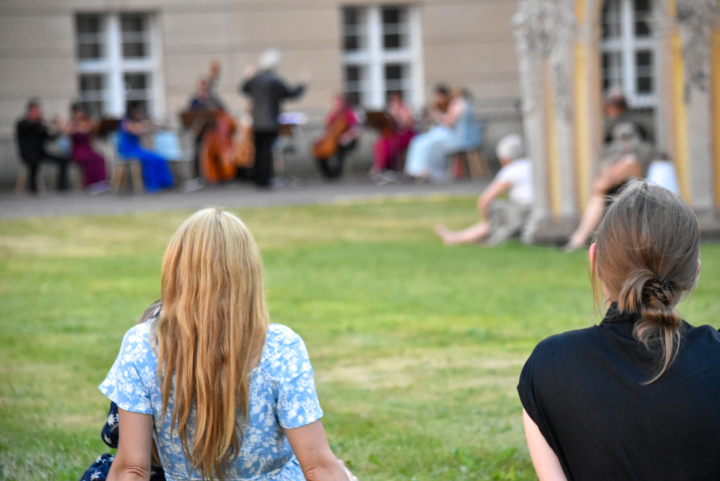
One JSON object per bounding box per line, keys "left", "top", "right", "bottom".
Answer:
{"left": 404, "top": 87, "right": 477, "bottom": 182}
{"left": 435, "top": 134, "right": 532, "bottom": 246}
{"left": 314, "top": 94, "right": 361, "bottom": 180}
{"left": 518, "top": 180, "right": 720, "bottom": 480}
{"left": 603, "top": 88, "right": 651, "bottom": 144}
{"left": 118, "top": 103, "right": 174, "bottom": 193}
{"left": 371, "top": 91, "right": 416, "bottom": 175}
{"left": 81, "top": 301, "right": 165, "bottom": 481}
{"left": 15, "top": 98, "right": 70, "bottom": 193}
{"left": 565, "top": 122, "right": 653, "bottom": 250}
{"left": 99, "top": 208, "right": 356, "bottom": 481}
{"left": 65, "top": 103, "right": 109, "bottom": 194}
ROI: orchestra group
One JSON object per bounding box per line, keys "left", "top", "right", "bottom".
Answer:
{"left": 16, "top": 49, "right": 486, "bottom": 194}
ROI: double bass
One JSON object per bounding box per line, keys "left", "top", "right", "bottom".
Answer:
{"left": 200, "top": 111, "right": 254, "bottom": 183}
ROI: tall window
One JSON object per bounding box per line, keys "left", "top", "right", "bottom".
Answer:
{"left": 75, "top": 13, "right": 161, "bottom": 118}
{"left": 341, "top": 5, "right": 423, "bottom": 109}
{"left": 600, "top": 0, "right": 655, "bottom": 107}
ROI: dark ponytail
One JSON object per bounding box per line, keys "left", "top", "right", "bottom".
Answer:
{"left": 593, "top": 181, "right": 699, "bottom": 383}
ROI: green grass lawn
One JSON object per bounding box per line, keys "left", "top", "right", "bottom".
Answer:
{"left": 2, "top": 196, "right": 720, "bottom": 481}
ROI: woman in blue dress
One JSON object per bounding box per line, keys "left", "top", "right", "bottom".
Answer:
{"left": 99, "top": 208, "right": 356, "bottom": 481}
{"left": 118, "top": 103, "right": 174, "bottom": 193}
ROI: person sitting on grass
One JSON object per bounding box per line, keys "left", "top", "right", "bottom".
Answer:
{"left": 518, "top": 181, "right": 720, "bottom": 481}
{"left": 81, "top": 302, "right": 165, "bottom": 481}
{"left": 564, "top": 122, "right": 653, "bottom": 250}
{"left": 98, "top": 208, "right": 356, "bottom": 481}
{"left": 435, "top": 133, "right": 532, "bottom": 246}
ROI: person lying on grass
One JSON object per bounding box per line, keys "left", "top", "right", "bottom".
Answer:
{"left": 435, "top": 133, "right": 533, "bottom": 246}
{"left": 518, "top": 180, "right": 720, "bottom": 481}
{"left": 98, "top": 208, "right": 356, "bottom": 481}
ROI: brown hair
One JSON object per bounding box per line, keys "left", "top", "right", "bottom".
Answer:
{"left": 155, "top": 208, "right": 269, "bottom": 480}
{"left": 592, "top": 180, "right": 700, "bottom": 383}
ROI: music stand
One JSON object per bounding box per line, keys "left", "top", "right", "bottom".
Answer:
{"left": 180, "top": 110, "right": 217, "bottom": 131}
{"left": 94, "top": 118, "right": 122, "bottom": 138}
{"left": 365, "top": 111, "right": 396, "bottom": 135}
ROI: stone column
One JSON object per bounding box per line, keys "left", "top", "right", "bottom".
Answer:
{"left": 513, "top": 0, "right": 578, "bottom": 243}
{"left": 675, "top": 0, "right": 720, "bottom": 221}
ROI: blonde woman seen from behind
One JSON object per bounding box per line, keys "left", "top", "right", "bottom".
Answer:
{"left": 101, "top": 208, "right": 355, "bottom": 481}
{"left": 518, "top": 181, "right": 720, "bottom": 480}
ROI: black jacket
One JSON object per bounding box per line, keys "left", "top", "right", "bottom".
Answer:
{"left": 241, "top": 71, "right": 304, "bottom": 133}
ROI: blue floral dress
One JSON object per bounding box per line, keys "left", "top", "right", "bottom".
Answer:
{"left": 99, "top": 322, "right": 324, "bottom": 481}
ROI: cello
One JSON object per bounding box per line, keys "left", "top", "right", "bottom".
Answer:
{"left": 312, "top": 115, "right": 349, "bottom": 162}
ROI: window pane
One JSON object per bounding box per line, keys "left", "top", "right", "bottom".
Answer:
{"left": 76, "top": 14, "right": 104, "bottom": 60}
{"left": 77, "top": 14, "right": 101, "bottom": 34}
{"left": 634, "top": 0, "right": 651, "bottom": 13}
{"left": 637, "top": 76, "right": 653, "bottom": 94}
{"left": 344, "top": 65, "right": 367, "bottom": 106}
{"left": 382, "top": 7, "right": 408, "bottom": 50}
{"left": 384, "top": 63, "right": 410, "bottom": 100}
{"left": 121, "top": 14, "right": 149, "bottom": 58}
{"left": 121, "top": 14, "right": 145, "bottom": 34}
{"left": 80, "top": 74, "right": 104, "bottom": 93}
{"left": 124, "top": 73, "right": 152, "bottom": 115}
{"left": 635, "top": 50, "right": 652, "bottom": 68}
{"left": 601, "top": 51, "right": 623, "bottom": 92}
{"left": 634, "top": 19, "right": 650, "bottom": 37}
{"left": 123, "top": 42, "right": 147, "bottom": 58}
{"left": 79, "top": 74, "right": 106, "bottom": 118}
{"left": 342, "top": 7, "right": 367, "bottom": 52}
{"left": 601, "top": 0, "right": 621, "bottom": 39}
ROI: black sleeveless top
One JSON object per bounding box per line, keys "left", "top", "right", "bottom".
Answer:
{"left": 518, "top": 304, "right": 720, "bottom": 480}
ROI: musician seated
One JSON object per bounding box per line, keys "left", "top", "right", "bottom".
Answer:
{"left": 404, "top": 87, "right": 476, "bottom": 182}
{"left": 314, "top": 94, "right": 360, "bottom": 180}
{"left": 15, "top": 98, "right": 71, "bottom": 193}
{"left": 371, "top": 91, "right": 416, "bottom": 175}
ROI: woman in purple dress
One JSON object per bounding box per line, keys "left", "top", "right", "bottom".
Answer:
{"left": 68, "top": 103, "right": 109, "bottom": 193}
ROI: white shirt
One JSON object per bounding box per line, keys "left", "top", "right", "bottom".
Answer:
{"left": 495, "top": 158, "right": 533, "bottom": 205}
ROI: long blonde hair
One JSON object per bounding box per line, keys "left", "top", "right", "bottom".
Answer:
{"left": 592, "top": 181, "right": 700, "bottom": 384}
{"left": 155, "top": 208, "right": 269, "bottom": 479}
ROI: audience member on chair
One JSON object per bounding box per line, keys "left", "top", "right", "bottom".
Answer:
{"left": 436, "top": 134, "right": 532, "bottom": 246}
{"left": 15, "top": 98, "right": 70, "bottom": 193}
{"left": 118, "top": 103, "right": 174, "bottom": 193}
{"left": 404, "top": 87, "right": 477, "bottom": 182}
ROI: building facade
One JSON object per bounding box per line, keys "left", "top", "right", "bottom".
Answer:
{"left": 514, "top": 0, "right": 720, "bottom": 240}
{"left": 0, "top": 0, "right": 522, "bottom": 185}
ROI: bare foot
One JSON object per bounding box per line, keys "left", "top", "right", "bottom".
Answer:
{"left": 435, "top": 224, "right": 457, "bottom": 245}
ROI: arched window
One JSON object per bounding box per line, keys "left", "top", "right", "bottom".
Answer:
{"left": 600, "top": 0, "right": 655, "bottom": 108}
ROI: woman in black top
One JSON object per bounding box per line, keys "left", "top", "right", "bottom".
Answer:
{"left": 518, "top": 180, "right": 720, "bottom": 480}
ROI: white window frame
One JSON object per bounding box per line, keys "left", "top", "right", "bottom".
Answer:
{"left": 600, "top": 0, "right": 655, "bottom": 108}
{"left": 76, "top": 12, "right": 164, "bottom": 118}
{"left": 341, "top": 5, "right": 425, "bottom": 110}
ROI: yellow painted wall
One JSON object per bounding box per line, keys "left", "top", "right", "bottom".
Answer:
{"left": 712, "top": 27, "right": 720, "bottom": 206}
{"left": 544, "top": 60, "right": 562, "bottom": 218}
